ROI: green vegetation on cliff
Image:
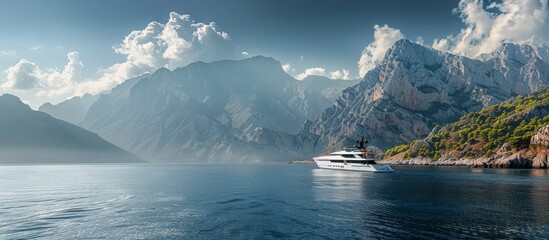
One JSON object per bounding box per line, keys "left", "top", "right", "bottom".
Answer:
{"left": 385, "top": 88, "right": 549, "bottom": 160}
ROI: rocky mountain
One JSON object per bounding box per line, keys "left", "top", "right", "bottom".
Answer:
{"left": 383, "top": 87, "right": 549, "bottom": 168}
{"left": 477, "top": 42, "right": 549, "bottom": 64}
{"left": 303, "top": 39, "right": 549, "bottom": 153}
{"left": 0, "top": 94, "right": 142, "bottom": 164}
{"left": 82, "top": 56, "right": 358, "bottom": 162}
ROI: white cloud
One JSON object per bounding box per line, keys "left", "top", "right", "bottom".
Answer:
{"left": 295, "top": 67, "right": 351, "bottom": 80}
{"left": 28, "top": 45, "right": 43, "bottom": 51}
{"left": 432, "top": 0, "right": 549, "bottom": 58}
{"left": 358, "top": 24, "right": 405, "bottom": 77}
{"left": 282, "top": 63, "right": 294, "bottom": 73}
{"left": 2, "top": 52, "right": 84, "bottom": 97}
{"left": 2, "top": 60, "right": 40, "bottom": 90}
{"left": 1, "top": 12, "right": 239, "bottom": 102}
{"left": 75, "top": 12, "right": 237, "bottom": 96}
{"left": 37, "top": 52, "right": 84, "bottom": 97}
{"left": 329, "top": 69, "right": 350, "bottom": 80}
{"left": 415, "top": 36, "right": 425, "bottom": 46}
{"left": 296, "top": 67, "right": 325, "bottom": 80}
{"left": 0, "top": 49, "right": 16, "bottom": 56}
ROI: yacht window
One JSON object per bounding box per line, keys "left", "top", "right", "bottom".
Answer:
{"left": 341, "top": 154, "right": 355, "bottom": 158}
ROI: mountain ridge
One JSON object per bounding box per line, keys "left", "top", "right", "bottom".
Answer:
{"left": 81, "top": 56, "right": 358, "bottom": 161}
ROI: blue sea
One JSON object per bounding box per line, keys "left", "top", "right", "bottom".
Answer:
{"left": 1, "top": 163, "right": 548, "bottom": 239}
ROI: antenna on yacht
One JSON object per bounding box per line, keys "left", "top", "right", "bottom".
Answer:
{"left": 359, "top": 136, "right": 367, "bottom": 149}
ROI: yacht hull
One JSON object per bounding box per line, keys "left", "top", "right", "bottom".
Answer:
{"left": 313, "top": 158, "right": 394, "bottom": 173}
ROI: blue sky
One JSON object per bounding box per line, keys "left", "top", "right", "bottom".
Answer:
{"left": 0, "top": 0, "right": 458, "bottom": 75}
{"left": 0, "top": 0, "right": 547, "bottom": 107}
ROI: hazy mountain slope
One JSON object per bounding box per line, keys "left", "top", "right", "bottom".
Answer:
{"left": 82, "top": 56, "right": 358, "bottom": 161}
{"left": 303, "top": 40, "right": 549, "bottom": 152}
{"left": 39, "top": 94, "right": 99, "bottom": 125}
{"left": 83, "top": 74, "right": 150, "bottom": 131}
{"left": 0, "top": 94, "right": 142, "bottom": 164}
{"left": 39, "top": 74, "right": 149, "bottom": 126}
{"left": 290, "top": 76, "right": 361, "bottom": 120}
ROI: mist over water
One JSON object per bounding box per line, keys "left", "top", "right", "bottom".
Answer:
{"left": 0, "top": 164, "right": 548, "bottom": 239}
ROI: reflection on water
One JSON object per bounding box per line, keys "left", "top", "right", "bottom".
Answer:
{"left": 529, "top": 169, "right": 549, "bottom": 177}
{"left": 471, "top": 168, "right": 549, "bottom": 178}
{"left": 312, "top": 169, "right": 368, "bottom": 201}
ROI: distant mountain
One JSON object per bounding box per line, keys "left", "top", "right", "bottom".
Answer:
{"left": 302, "top": 40, "right": 549, "bottom": 152}
{"left": 288, "top": 75, "right": 361, "bottom": 120}
{"left": 38, "top": 74, "right": 150, "bottom": 125}
{"left": 39, "top": 94, "right": 99, "bottom": 125}
{"left": 383, "top": 87, "right": 549, "bottom": 168}
{"left": 0, "top": 94, "right": 142, "bottom": 164}
{"left": 82, "top": 56, "right": 358, "bottom": 161}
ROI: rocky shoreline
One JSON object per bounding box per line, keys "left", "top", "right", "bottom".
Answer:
{"left": 382, "top": 125, "right": 549, "bottom": 169}
{"left": 291, "top": 126, "right": 549, "bottom": 168}
{"left": 380, "top": 153, "right": 546, "bottom": 168}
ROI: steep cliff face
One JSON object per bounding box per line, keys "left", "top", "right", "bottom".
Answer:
{"left": 305, "top": 40, "right": 549, "bottom": 152}
{"left": 490, "top": 43, "right": 549, "bottom": 95}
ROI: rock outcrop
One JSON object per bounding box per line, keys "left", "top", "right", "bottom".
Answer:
{"left": 531, "top": 125, "right": 549, "bottom": 147}
{"left": 531, "top": 125, "right": 549, "bottom": 168}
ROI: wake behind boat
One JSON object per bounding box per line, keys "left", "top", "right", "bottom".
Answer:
{"left": 313, "top": 137, "right": 394, "bottom": 173}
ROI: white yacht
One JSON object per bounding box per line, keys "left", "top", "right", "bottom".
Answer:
{"left": 313, "top": 137, "right": 394, "bottom": 173}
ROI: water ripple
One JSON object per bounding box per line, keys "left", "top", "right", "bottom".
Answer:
{"left": 0, "top": 164, "right": 548, "bottom": 239}
{"left": 216, "top": 198, "right": 244, "bottom": 204}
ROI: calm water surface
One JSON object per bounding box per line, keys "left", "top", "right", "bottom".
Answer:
{"left": 0, "top": 164, "right": 548, "bottom": 239}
